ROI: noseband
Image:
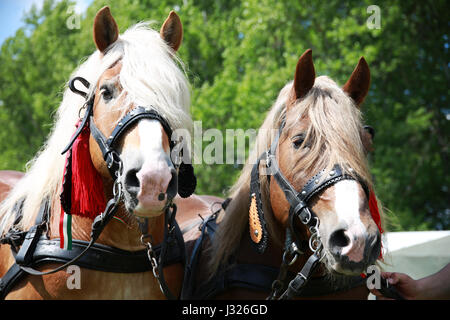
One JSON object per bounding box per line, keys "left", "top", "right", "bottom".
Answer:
{"left": 250, "top": 118, "right": 369, "bottom": 300}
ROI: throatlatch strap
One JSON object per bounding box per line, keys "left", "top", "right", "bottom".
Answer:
{"left": 278, "top": 253, "right": 321, "bottom": 300}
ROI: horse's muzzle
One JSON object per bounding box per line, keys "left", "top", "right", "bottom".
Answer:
{"left": 327, "top": 228, "right": 381, "bottom": 274}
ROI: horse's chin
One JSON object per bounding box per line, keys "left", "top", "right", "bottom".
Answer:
{"left": 125, "top": 196, "right": 167, "bottom": 218}
{"left": 322, "top": 250, "right": 367, "bottom": 276}
{"left": 132, "top": 205, "right": 166, "bottom": 218}
{"left": 123, "top": 190, "right": 167, "bottom": 218}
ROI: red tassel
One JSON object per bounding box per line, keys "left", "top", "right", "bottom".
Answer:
{"left": 369, "top": 190, "right": 383, "bottom": 234}
{"left": 369, "top": 189, "right": 383, "bottom": 259}
{"left": 70, "top": 122, "right": 106, "bottom": 219}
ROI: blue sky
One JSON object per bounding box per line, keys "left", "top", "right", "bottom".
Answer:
{"left": 0, "top": 0, "right": 93, "bottom": 45}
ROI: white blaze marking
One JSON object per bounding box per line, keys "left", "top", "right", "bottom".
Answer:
{"left": 333, "top": 180, "right": 363, "bottom": 229}
{"left": 138, "top": 119, "right": 167, "bottom": 159}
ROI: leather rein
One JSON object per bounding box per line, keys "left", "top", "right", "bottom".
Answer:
{"left": 250, "top": 118, "right": 370, "bottom": 300}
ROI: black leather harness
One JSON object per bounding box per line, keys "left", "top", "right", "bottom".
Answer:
{"left": 181, "top": 119, "right": 371, "bottom": 300}
{"left": 0, "top": 76, "right": 195, "bottom": 300}
{"left": 181, "top": 206, "right": 366, "bottom": 300}
{"left": 0, "top": 198, "right": 185, "bottom": 299}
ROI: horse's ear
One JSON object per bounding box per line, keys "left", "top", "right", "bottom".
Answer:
{"left": 160, "top": 11, "right": 183, "bottom": 52}
{"left": 292, "top": 49, "right": 316, "bottom": 102}
{"left": 93, "top": 6, "right": 119, "bottom": 53}
{"left": 343, "top": 57, "right": 371, "bottom": 107}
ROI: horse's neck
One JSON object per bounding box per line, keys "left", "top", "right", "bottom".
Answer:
{"left": 47, "top": 203, "right": 165, "bottom": 251}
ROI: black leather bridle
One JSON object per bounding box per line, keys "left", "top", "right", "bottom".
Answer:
{"left": 250, "top": 117, "right": 370, "bottom": 300}
{"left": 64, "top": 77, "right": 177, "bottom": 179}
{"left": 64, "top": 75, "right": 196, "bottom": 197}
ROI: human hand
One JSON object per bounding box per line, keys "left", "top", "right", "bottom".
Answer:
{"left": 370, "top": 272, "right": 421, "bottom": 300}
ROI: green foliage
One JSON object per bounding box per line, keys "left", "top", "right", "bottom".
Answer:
{"left": 0, "top": 0, "right": 448, "bottom": 230}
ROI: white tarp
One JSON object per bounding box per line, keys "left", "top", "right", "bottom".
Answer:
{"left": 380, "top": 230, "right": 450, "bottom": 279}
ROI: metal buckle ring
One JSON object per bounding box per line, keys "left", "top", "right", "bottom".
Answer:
{"left": 115, "top": 159, "right": 123, "bottom": 179}
{"left": 140, "top": 233, "right": 153, "bottom": 246}
{"left": 78, "top": 103, "right": 87, "bottom": 119}
{"left": 283, "top": 242, "right": 302, "bottom": 267}
{"left": 301, "top": 208, "right": 311, "bottom": 225}
{"left": 283, "top": 250, "right": 299, "bottom": 266}
{"left": 298, "top": 272, "right": 307, "bottom": 281}
{"left": 104, "top": 150, "right": 123, "bottom": 177}
{"left": 113, "top": 180, "right": 122, "bottom": 201}
{"left": 308, "top": 217, "right": 320, "bottom": 234}
{"left": 309, "top": 233, "right": 322, "bottom": 253}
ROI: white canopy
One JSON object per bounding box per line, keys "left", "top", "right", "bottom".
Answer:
{"left": 380, "top": 230, "right": 450, "bottom": 279}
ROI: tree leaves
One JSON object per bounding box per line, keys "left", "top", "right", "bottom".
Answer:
{"left": 0, "top": 0, "right": 447, "bottom": 230}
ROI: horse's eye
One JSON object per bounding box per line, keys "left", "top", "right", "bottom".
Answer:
{"left": 291, "top": 134, "right": 305, "bottom": 149}
{"left": 100, "top": 85, "right": 114, "bottom": 101}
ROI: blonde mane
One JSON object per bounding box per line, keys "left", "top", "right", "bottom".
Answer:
{"left": 0, "top": 22, "right": 192, "bottom": 236}
{"left": 209, "top": 76, "right": 382, "bottom": 274}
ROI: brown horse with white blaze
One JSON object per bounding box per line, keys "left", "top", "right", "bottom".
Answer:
{"left": 0, "top": 7, "right": 198, "bottom": 299}
{"left": 182, "top": 49, "right": 384, "bottom": 300}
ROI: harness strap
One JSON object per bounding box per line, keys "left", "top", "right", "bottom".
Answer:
{"left": 249, "top": 153, "right": 269, "bottom": 253}
{"left": 15, "top": 199, "right": 50, "bottom": 266}
{"left": 0, "top": 200, "right": 185, "bottom": 299}
{"left": 0, "top": 264, "right": 24, "bottom": 300}
{"left": 278, "top": 252, "right": 321, "bottom": 300}
{"left": 181, "top": 212, "right": 367, "bottom": 300}
{"left": 180, "top": 212, "right": 216, "bottom": 300}
{"left": 152, "top": 204, "right": 185, "bottom": 300}
{"left": 16, "top": 196, "right": 118, "bottom": 277}
{"left": 0, "top": 234, "right": 183, "bottom": 299}
{"left": 61, "top": 89, "right": 94, "bottom": 155}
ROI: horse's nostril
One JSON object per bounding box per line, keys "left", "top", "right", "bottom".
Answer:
{"left": 329, "top": 229, "right": 350, "bottom": 249}
{"left": 125, "top": 168, "right": 140, "bottom": 192}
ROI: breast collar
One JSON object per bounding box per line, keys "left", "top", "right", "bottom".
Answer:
{"left": 0, "top": 198, "right": 185, "bottom": 300}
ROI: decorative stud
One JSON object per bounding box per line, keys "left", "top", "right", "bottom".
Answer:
{"left": 314, "top": 179, "right": 319, "bottom": 184}
{"left": 249, "top": 194, "right": 262, "bottom": 244}
{"left": 329, "top": 170, "right": 335, "bottom": 176}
